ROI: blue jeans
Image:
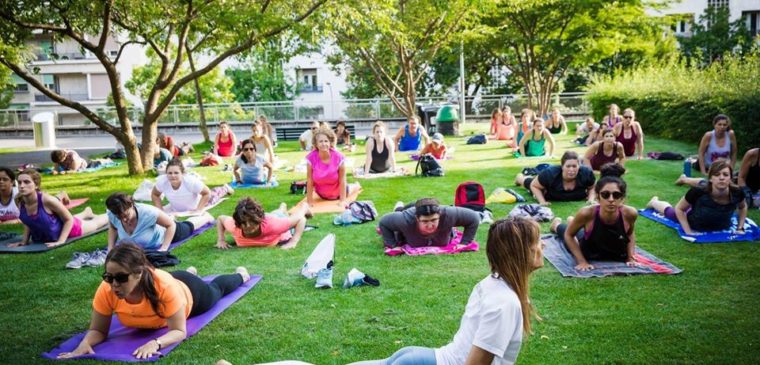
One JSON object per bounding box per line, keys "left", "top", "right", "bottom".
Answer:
{"left": 350, "top": 346, "right": 437, "bottom": 365}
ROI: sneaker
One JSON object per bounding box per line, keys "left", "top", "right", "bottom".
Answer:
{"left": 506, "top": 188, "right": 526, "bottom": 202}
{"left": 480, "top": 210, "right": 494, "bottom": 224}
{"left": 394, "top": 201, "right": 405, "bottom": 212}
{"left": 65, "top": 252, "right": 91, "bottom": 269}
{"left": 85, "top": 249, "right": 107, "bottom": 267}
{"left": 315, "top": 267, "right": 333, "bottom": 289}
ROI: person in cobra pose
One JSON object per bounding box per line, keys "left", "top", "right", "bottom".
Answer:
{"left": 583, "top": 127, "right": 626, "bottom": 171}
{"left": 213, "top": 121, "right": 238, "bottom": 158}
{"left": 546, "top": 107, "right": 567, "bottom": 135}
{"left": 516, "top": 108, "right": 535, "bottom": 145}
{"left": 738, "top": 147, "right": 760, "bottom": 207}
{"left": 515, "top": 151, "right": 596, "bottom": 206}
{"left": 363, "top": 121, "right": 397, "bottom": 175}
{"left": 393, "top": 116, "right": 430, "bottom": 152}
{"left": 675, "top": 114, "right": 739, "bottom": 187}
{"left": 613, "top": 108, "right": 644, "bottom": 160}
{"left": 518, "top": 118, "right": 555, "bottom": 158}
{"left": 602, "top": 103, "right": 622, "bottom": 129}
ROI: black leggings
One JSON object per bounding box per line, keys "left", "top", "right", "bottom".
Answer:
{"left": 171, "top": 221, "right": 195, "bottom": 243}
{"left": 170, "top": 271, "right": 243, "bottom": 317}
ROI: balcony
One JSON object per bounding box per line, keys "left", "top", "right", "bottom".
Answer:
{"left": 35, "top": 52, "right": 94, "bottom": 61}
{"left": 300, "top": 84, "right": 324, "bottom": 93}
{"left": 35, "top": 93, "right": 90, "bottom": 102}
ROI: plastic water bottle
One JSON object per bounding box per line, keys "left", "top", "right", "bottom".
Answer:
{"left": 683, "top": 159, "right": 692, "bottom": 177}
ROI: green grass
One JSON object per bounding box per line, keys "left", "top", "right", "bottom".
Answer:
{"left": 0, "top": 124, "right": 758, "bottom": 365}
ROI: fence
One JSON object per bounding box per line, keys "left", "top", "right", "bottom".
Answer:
{"left": 0, "top": 92, "right": 589, "bottom": 128}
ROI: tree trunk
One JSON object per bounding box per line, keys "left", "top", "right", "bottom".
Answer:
{"left": 186, "top": 45, "right": 210, "bottom": 142}
{"left": 140, "top": 121, "right": 159, "bottom": 171}
{"left": 121, "top": 134, "right": 143, "bottom": 175}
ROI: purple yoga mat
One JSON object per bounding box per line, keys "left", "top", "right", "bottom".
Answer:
{"left": 42, "top": 274, "right": 262, "bottom": 362}
{"left": 168, "top": 222, "right": 214, "bottom": 250}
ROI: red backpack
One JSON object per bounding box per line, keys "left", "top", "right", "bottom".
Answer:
{"left": 455, "top": 181, "right": 486, "bottom": 212}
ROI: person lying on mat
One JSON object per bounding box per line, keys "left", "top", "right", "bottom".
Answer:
{"left": 518, "top": 118, "right": 555, "bottom": 158}
{"left": 306, "top": 127, "right": 357, "bottom": 208}
{"left": 419, "top": 133, "right": 448, "bottom": 160}
{"left": 106, "top": 193, "right": 214, "bottom": 252}
{"left": 514, "top": 151, "right": 596, "bottom": 206}
{"left": 613, "top": 108, "right": 645, "bottom": 160}
{"left": 152, "top": 158, "right": 234, "bottom": 216}
{"left": 0, "top": 166, "right": 75, "bottom": 225}
{"left": 50, "top": 148, "right": 88, "bottom": 174}
{"left": 394, "top": 115, "right": 430, "bottom": 152}
{"left": 57, "top": 242, "right": 251, "bottom": 360}
{"left": 647, "top": 159, "right": 747, "bottom": 236}
{"left": 234, "top": 139, "right": 273, "bottom": 185}
{"left": 575, "top": 117, "right": 600, "bottom": 145}
{"left": 738, "top": 147, "right": 760, "bottom": 207}
{"left": 213, "top": 121, "right": 238, "bottom": 158}
{"left": 335, "top": 120, "right": 355, "bottom": 152}
{"left": 378, "top": 198, "right": 480, "bottom": 248}
{"left": 363, "top": 121, "right": 397, "bottom": 175}
{"left": 7, "top": 169, "right": 108, "bottom": 248}
{"left": 350, "top": 217, "right": 542, "bottom": 365}
{"left": 549, "top": 163, "right": 638, "bottom": 271}
{"left": 216, "top": 197, "right": 311, "bottom": 250}
{"left": 248, "top": 120, "right": 276, "bottom": 164}
{"left": 546, "top": 107, "right": 568, "bottom": 135}
{"left": 582, "top": 127, "right": 626, "bottom": 171}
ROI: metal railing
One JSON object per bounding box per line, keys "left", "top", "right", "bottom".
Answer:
{"left": 0, "top": 92, "right": 590, "bottom": 129}
{"left": 34, "top": 93, "right": 90, "bottom": 102}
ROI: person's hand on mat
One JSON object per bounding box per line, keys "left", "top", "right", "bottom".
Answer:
{"left": 57, "top": 342, "right": 95, "bottom": 358}
{"left": 7, "top": 241, "right": 28, "bottom": 248}
{"left": 575, "top": 262, "right": 594, "bottom": 271}
{"left": 735, "top": 227, "right": 746, "bottom": 234}
{"left": 45, "top": 240, "right": 66, "bottom": 248}
{"left": 539, "top": 201, "right": 551, "bottom": 207}
{"left": 133, "top": 339, "right": 161, "bottom": 359}
{"left": 626, "top": 259, "right": 640, "bottom": 267}
{"left": 684, "top": 229, "right": 703, "bottom": 236}
{"left": 216, "top": 240, "right": 231, "bottom": 249}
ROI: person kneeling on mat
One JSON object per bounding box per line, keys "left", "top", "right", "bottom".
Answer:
{"left": 216, "top": 197, "right": 312, "bottom": 250}
{"left": 378, "top": 198, "right": 480, "bottom": 248}
{"left": 57, "top": 242, "right": 251, "bottom": 360}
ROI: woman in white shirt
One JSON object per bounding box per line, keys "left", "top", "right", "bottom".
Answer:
{"left": 152, "top": 158, "right": 233, "bottom": 215}
{"left": 350, "top": 217, "right": 543, "bottom": 365}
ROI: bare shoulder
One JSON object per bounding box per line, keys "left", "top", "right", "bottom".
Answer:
{"left": 622, "top": 205, "right": 639, "bottom": 220}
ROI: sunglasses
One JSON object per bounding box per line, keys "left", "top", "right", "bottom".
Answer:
{"left": 243, "top": 147, "right": 255, "bottom": 151}
{"left": 623, "top": 116, "right": 633, "bottom": 119}
{"left": 102, "top": 272, "right": 131, "bottom": 284}
{"left": 599, "top": 191, "right": 624, "bottom": 200}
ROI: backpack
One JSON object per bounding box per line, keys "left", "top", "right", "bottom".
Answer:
{"left": 290, "top": 180, "right": 307, "bottom": 194}
{"left": 455, "top": 181, "right": 486, "bottom": 212}
{"left": 348, "top": 201, "right": 378, "bottom": 222}
{"left": 467, "top": 134, "right": 487, "bottom": 145}
{"left": 415, "top": 155, "right": 444, "bottom": 177}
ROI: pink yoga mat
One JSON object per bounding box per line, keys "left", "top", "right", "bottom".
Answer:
{"left": 65, "top": 198, "right": 88, "bottom": 210}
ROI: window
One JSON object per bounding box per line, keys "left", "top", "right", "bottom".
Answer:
{"left": 13, "top": 84, "right": 29, "bottom": 93}
{"left": 745, "top": 11, "right": 760, "bottom": 37}
{"left": 297, "top": 68, "right": 321, "bottom": 92}
{"left": 707, "top": 0, "right": 729, "bottom": 8}
{"left": 41, "top": 74, "right": 57, "bottom": 92}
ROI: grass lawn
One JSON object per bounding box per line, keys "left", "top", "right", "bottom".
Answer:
{"left": 0, "top": 124, "right": 758, "bottom": 365}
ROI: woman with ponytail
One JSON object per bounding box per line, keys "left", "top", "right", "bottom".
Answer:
{"left": 58, "top": 242, "right": 251, "bottom": 360}
{"left": 349, "top": 217, "right": 543, "bottom": 365}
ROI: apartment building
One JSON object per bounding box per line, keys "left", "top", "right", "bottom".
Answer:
{"left": 285, "top": 47, "right": 349, "bottom": 120}
{"left": 651, "top": 0, "right": 760, "bottom": 38}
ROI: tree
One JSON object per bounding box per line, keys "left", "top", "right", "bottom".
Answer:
{"left": 325, "top": 0, "right": 479, "bottom": 119}
{"left": 678, "top": 6, "right": 757, "bottom": 66}
{"left": 0, "top": 0, "right": 325, "bottom": 174}
{"left": 486, "top": 0, "right": 671, "bottom": 115}
{"left": 0, "top": 68, "right": 13, "bottom": 109}
{"left": 226, "top": 39, "right": 299, "bottom": 103}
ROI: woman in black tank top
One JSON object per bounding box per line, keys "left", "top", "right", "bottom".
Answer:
{"left": 739, "top": 148, "right": 760, "bottom": 196}
{"left": 363, "top": 121, "right": 397, "bottom": 175}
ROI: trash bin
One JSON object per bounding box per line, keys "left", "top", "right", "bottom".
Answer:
{"left": 416, "top": 104, "right": 441, "bottom": 132}
{"left": 32, "top": 112, "right": 56, "bottom": 149}
{"left": 436, "top": 104, "right": 459, "bottom": 136}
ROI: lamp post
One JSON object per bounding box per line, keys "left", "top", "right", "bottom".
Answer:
{"left": 325, "top": 82, "right": 334, "bottom": 120}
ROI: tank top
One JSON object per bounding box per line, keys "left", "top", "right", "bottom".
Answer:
{"left": 525, "top": 131, "right": 546, "bottom": 157}
{"left": 581, "top": 206, "right": 630, "bottom": 261}
{"left": 590, "top": 142, "right": 618, "bottom": 171}
{"left": 216, "top": 132, "right": 235, "bottom": 157}
{"left": 398, "top": 125, "right": 422, "bottom": 152}
{"left": 253, "top": 138, "right": 269, "bottom": 160}
{"left": 495, "top": 118, "right": 516, "bottom": 140}
{"left": 19, "top": 192, "right": 63, "bottom": 243}
{"left": 370, "top": 138, "right": 391, "bottom": 173}
{"left": 0, "top": 187, "right": 19, "bottom": 222}
{"left": 616, "top": 125, "right": 638, "bottom": 157}
{"left": 547, "top": 118, "right": 562, "bottom": 134}
{"left": 704, "top": 130, "right": 731, "bottom": 167}
{"left": 606, "top": 115, "right": 621, "bottom": 128}
{"left": 746, "top": 151, "right": 760, "bottom": 193}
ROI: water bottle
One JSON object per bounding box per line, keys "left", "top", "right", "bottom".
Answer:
{"left": 683, "top": 159, "right": 692, "bottom": 177}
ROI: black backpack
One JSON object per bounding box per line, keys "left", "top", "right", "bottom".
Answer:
{"left": 467, "top": 134, "right": 487, "bottom": 144}
{"left": 416, "top": 155, "right": 444, "bottom": 177}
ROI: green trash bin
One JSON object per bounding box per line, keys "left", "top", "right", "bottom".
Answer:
{"left": 436, "top": 105, "right": 459, "bottom": 136}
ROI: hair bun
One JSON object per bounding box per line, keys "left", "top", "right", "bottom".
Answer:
{"left": 600, "top": 163, "right": 626, "bottom": 178}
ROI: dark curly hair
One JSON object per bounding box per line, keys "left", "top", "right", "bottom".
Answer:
{"left": 233, "top": 197, "right": 265, "bottom": 228}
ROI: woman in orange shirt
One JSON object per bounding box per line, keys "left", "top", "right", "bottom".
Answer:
{"left": 57, "top": 243, "right": 250, "bottom": 360}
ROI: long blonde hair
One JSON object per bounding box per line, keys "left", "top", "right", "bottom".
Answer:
{"left": 486, "top": 217, "right": 540, "bottom": 334}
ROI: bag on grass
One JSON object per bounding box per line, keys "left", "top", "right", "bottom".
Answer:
{"left": 466, "top": 134, "right": 487, "bottom": 145}
{"left": 455, "top": 181, "right": 487, "bottom": 212}
{"left": 416, "top": 155, "right": 444, "bottom": 177}
{"left": 290, "top": 180, "right": 307, "bottom": 194}
{"left": 348, "top": 201, "right": 378, "bottom": 222}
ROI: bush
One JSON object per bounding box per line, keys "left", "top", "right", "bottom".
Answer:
{"left": 585, "top": 53, "right": 760, "bottom": 153}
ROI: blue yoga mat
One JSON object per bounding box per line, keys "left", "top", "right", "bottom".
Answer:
{"left": 230, "top": 179, "right": 279, "bottom": 189}
{"left": 541, "top": 234, "right": 683, "bottom": 278}
{"left": 639, "top": 208, "right": 760, "bottom": 243}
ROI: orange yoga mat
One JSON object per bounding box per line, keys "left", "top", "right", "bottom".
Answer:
{"left": 290, "top": 187, "right": 363, "bottom": 214}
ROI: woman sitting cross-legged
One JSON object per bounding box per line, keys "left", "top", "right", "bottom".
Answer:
{"left": 514, "top": 151, "right": 596, "bottom": 206}
{"left": 648, "top": 159, "right": 747, "bottom": 236}
{"left": 549, "top": 163, "right": 638, "bottom": 271}
{"left": 106, "top": 193, "right": 214, "bottom": 252}
{"left": 56, "top": 242, "right": 251, "bottom": 360}
{"left": 350, "top": 217, "right": 543, "bottom": 365}
{"left": 363, "top": 121, "right": 397, "bottom": 175}
{"left": 234, "top": 139, "right": 273, "bottom": 185}
{"left": 152, "top": 158, "right": 234, "bottom": 216}
{"left": 7, "top": 169, "right": 108, "bottom": 248}
{"left": 583, "top": 127, "right": 626, "bottom": 171}
{"left": 216, "top": 197, "right": 311, "bottom": 250}
{"left": 518, "top": 118, "right": 555, "bottom": 158}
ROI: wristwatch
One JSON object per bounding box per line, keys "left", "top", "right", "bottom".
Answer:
{"left": 154, "top": 338, "right": 162, "bottom": 349}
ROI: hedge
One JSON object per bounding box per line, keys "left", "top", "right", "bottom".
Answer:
{"left": 585, "top": 54, "right": 760, "bottom": 154}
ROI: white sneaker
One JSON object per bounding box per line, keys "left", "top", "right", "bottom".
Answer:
{"left": 65, "top": 252, "right": 91, "bottom": 269}
{"left": 394, "top": 201, "right": 405, "bottom": 212}
{"left": 85, "top": 249, "right": 107, "bottom": 267}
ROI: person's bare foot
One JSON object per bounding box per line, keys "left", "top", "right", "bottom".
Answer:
{"left": 80, "top": 206, "right": 94, "bottom": 220}
{"left": 674, "top": 174, "right": 687, "bottom": 186}
{"left": 550, "top": 217, "right": 562, "bottom": 233}
{"left": 646, "top": 196, "right": 659, "bottom": 209}
{"left": 235, "top": 266, "right": 250, "bottom": 282}
{"left": 186, "top": 266, "right": 198, "bottom": 276}
{"left": 514, "top": 173, "right": 524, "bottom": 186}
{"left": 302, "top": 204, "right": 313, "bottom": 219}
{"left": 58, "top": 191, "right": 71, "bottom": 206}
{"left": 224, "top": 183, "right": 234, "bottom": 196}
{"left": 279, "top": 202, "right": 287, "bottom": 212}
{"left": 216, "top": 360, "right": 233, "bottom": 365}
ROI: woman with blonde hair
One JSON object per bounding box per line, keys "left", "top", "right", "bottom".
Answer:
{"left": 306, "top": 127, "right": 357, "bottom": 208}
{"left": 350, "top": 216, "right": 543, "bottom": 365}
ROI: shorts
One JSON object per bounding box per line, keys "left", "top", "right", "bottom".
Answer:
{"left": 171, "top": 221, "right": 195, "bottom": 243}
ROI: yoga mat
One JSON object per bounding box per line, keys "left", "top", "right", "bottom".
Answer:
{"left": 171, "top": 198, "right": 228, "bottom": 218}
{"left": 229, "top": 180, "right": 279, "bottom": 189}
{"left": 410, "top": 154, "right": 453, "bottom": 161}
{"left": 64, "top": 198, "right": 89, "bottom": 210}
{"left": 384, "top": 229, "right": 479, "bottom": 256}
{"left": 639, "top": 208, "right": 760, "bottom": 243}
{"left": 352, "top": 167, "right": 410, "bottom": 179}
{"left": 81, "top": 161, "right": 120, "bottom": 173}
{"left": 289, "top": 186, "right": 363, "bottom": 214}
{"left": 541, "top": 234, "right": 683, "bottom": 278}
{"left": 0, "top": 231, "right": 23, "bottom": 246}
{"left": 0, "top": 225, "right": 108, "bottom": 254}
{"left": 42, "top": 274, "right": 262, "bottom": 362}
{"left": 168, "top": 222, "right": 214, "bottom": 251}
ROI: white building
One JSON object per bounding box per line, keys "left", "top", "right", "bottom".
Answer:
{"left": 285, "top": 47, "right": 349, "bottom": 121}
{"left": 650, "top": 0, "right": 760, "bottom": 38}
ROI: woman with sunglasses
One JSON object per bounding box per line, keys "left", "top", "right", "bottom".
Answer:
{"left": 515, "top": 151, "right": 596, "bottom": 206}
{"left": 106, "top": 192, "right": 214, "bottom": 252}
{"left": 306, "top": 127, "right": 358, "bottom": 208}
{"left": 351, "top": 217, "right": 542, "bottom": 365}
{"left": 378, "top": 198, "right": 480, "bottom": 248}
{"left": 234, "top": 139, "right": 273, "bottom": 185}
{"left": 647, "top": 159, "right": 747, "bottom": 236}
{"left": 613, "top": 108, "right": 644, "bottom": 160}
{"left": 57, "top": 242, "right": 250, "bottom": 360}
{"left": 583, "top": 127, "right": 626, "bottom": 171}
{"left": 152, "top": 158, "right": 234, "bottom": 216}
{"left": 7, "top": 169, "right": 108, "bottom": 248}
{"left": 549, "top": 163, "right": 638, "bottom": 271}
